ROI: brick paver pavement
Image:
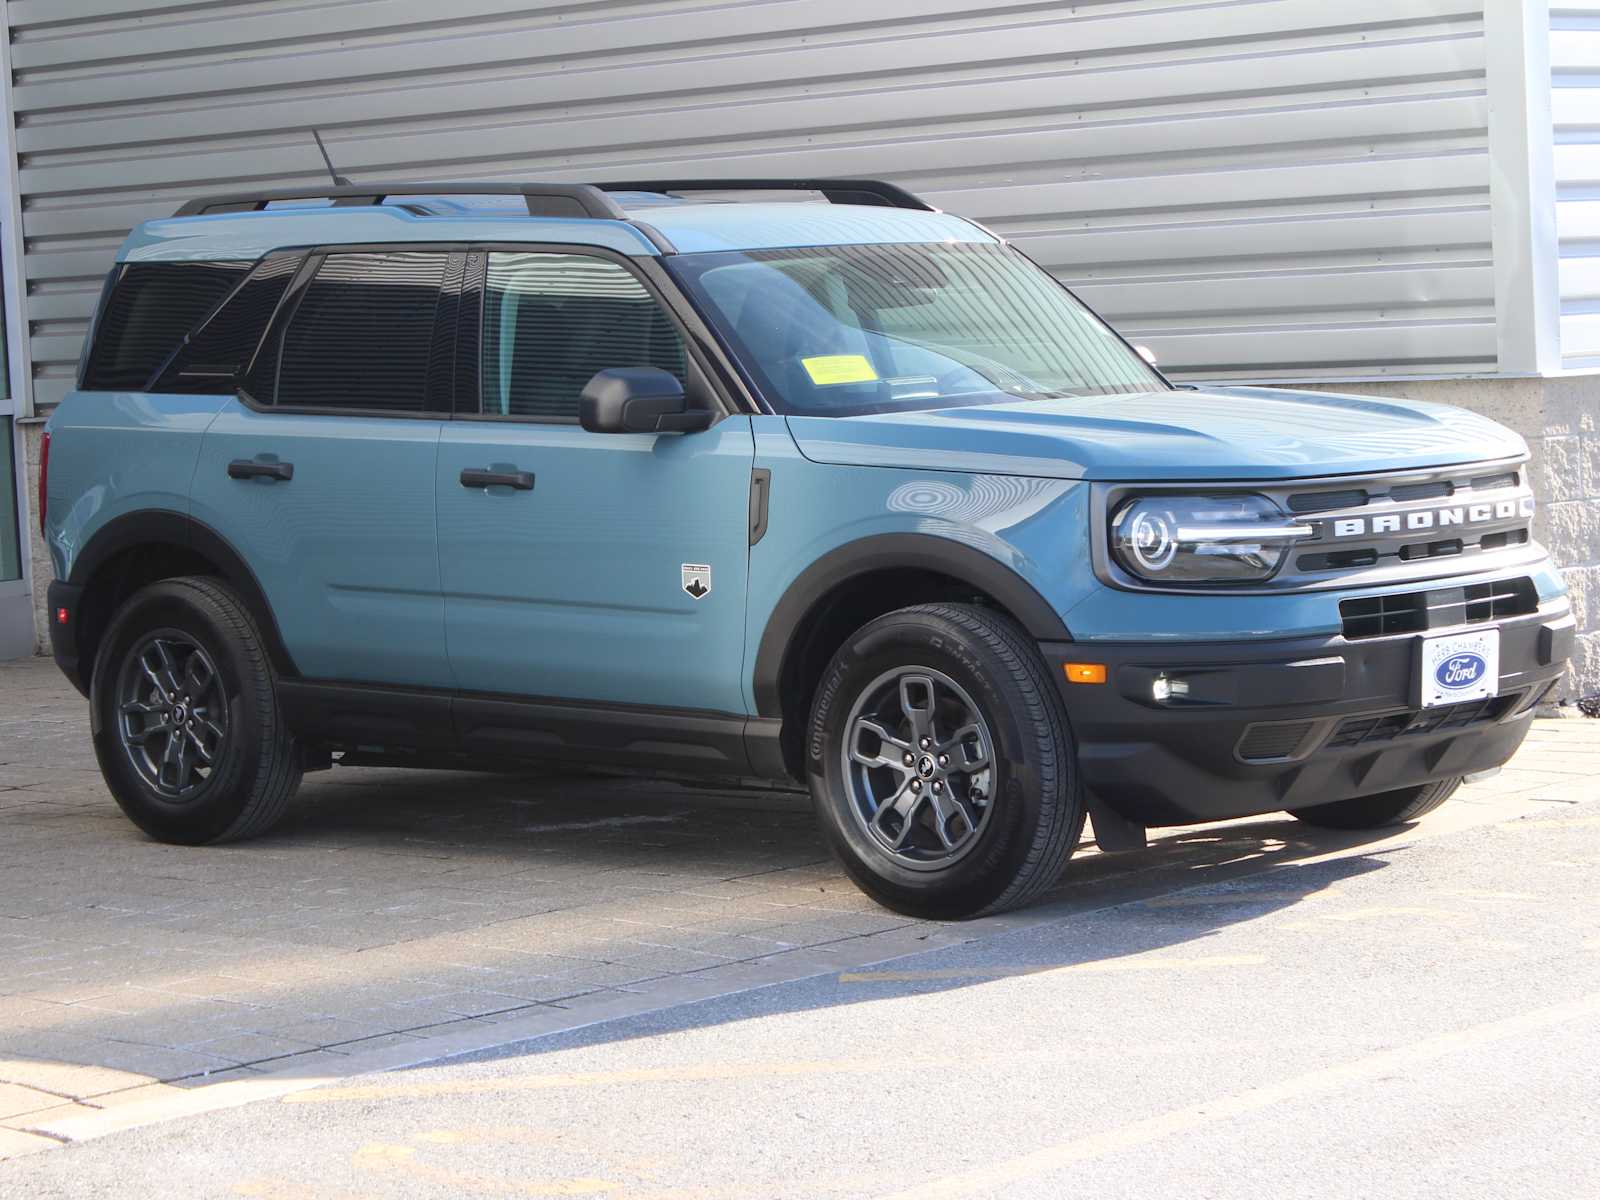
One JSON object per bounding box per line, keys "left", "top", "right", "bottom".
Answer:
{"left": 3, "top": 654, "right": 1597, "bottom": 1157}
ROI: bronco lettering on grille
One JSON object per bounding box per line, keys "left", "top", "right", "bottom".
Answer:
{"left": 1327, "top": 496, "right": 1534, "bottom": 539}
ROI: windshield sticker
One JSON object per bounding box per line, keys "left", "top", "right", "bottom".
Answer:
{"left": 802, "top": 354, "right": 879, "bottom": 386}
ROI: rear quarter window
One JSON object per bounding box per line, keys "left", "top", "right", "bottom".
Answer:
{"left": 81, "top": 261, "right": 251, "bottom": 392}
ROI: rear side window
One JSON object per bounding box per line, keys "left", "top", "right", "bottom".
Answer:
{"left": 275, "top": 252, "right": 450, "bottom": 412}
{"left": 478, "top": 252, "right": 686, "bottom": 419}
{"left": 81, "top": 261, "right": 250, "bottom": 391}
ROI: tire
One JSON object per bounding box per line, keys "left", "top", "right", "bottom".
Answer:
{"left": 1288, "top": 777, "right": 1461, "bottom": 831}
{"left": 806, "top": 603, "right": 1084, "bottom": 919}
{"left": 89, "top": 576, "right": 302, "bottom": 845}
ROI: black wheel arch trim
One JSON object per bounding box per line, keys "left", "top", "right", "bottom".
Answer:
{"left": 751, "top": 532, "right": 1072, "bottom": 718}
{"left": 66, "top": 509, "right": 300, "bottom": 683}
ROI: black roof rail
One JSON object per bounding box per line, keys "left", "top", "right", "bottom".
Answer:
{"left": 594, "top": 178, "right": 937, "bottom": 212}
{"left": 172, "top": 182, "right": 629, "bottom": 220}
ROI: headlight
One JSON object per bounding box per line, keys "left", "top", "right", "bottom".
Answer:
{"left": 1110, "top": 494, "right": 1311, "bottom": 585}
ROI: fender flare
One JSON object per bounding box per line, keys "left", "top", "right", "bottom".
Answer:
{"left": 68, "top": 509, "right": 299, "bottom": 679}
{"left": 750, "top": 532, "right": 1071, "bottom": 718}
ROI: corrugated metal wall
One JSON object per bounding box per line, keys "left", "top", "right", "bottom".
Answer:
{"left": 7, "top": 0, "right": 1494, "bottom": 409}
{"left": 1553, "top": 1, "right": 1600, "bottom": 365}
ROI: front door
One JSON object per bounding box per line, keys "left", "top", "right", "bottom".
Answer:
{"left": 436, "top": 249, "right": 754, "bottom": 717}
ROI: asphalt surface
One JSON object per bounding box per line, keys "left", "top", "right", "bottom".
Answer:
{"left": 4, "top": 788, "right": 1597, "bottom": 1199}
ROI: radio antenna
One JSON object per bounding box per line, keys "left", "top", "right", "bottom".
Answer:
{"left": 311, "top": 129, "right": 352, "bottom": 188}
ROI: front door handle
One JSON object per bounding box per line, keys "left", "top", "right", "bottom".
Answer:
{"left": 460, "top": 467, "right": 534, "bottom": 491}
{"left": 227, "top": 459, "right": 293, "bottom": 482}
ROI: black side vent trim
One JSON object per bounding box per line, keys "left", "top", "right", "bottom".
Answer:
{"left": 1236, "top": 721, "right": 1316, "bottom": 762}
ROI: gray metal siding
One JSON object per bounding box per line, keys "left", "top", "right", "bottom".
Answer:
{"left": 8, "top": 0, "right": 1493, "bottom": 408}
{"left": 1553, "top": 2, "right": 1600, "bottom": 365}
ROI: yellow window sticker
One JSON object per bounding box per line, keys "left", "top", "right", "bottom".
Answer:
{"left": 801, "top": 354, "right": 879, "bottom": 386}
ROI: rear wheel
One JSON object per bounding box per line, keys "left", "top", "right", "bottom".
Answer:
{"left": 1288, "top": 777, "right": 1461, "bottom": 830}
{"left": 807, "top": 603, "right": 1083, "bottom": 919}
{"left": 91, "top": 577, "right": 302, "bottom": 845}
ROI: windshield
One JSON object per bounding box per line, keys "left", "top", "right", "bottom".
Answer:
{"left": 667, "top": 241, "right": 1166, "bottom": 416}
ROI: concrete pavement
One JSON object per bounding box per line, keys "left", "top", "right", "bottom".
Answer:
{"left": 3, "top": 778, "right": 1597, "bottom": 1197}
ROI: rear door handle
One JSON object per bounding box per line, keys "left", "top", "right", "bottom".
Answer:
{"left": 460, "top": 467, "right": 534, "bottom": 491}
{"left": 227, "top": 459, "right": 293, "bottom": 482}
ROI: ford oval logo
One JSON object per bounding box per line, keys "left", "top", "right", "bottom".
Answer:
{"left": 1435, "top": 653, "right": 1488, "bottom": 690}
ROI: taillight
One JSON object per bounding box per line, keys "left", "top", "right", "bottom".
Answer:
{"left": 37, "top": 430, "right": 49, "bottom": 536}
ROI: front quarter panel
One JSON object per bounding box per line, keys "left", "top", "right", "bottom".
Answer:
{"left": 744, "top": 416, "right": 1095, "bottom": 713}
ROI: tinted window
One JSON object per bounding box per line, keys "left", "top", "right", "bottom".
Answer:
{"left": 276, "top": 252, "right": 449, "bottom": 412}
{"left": 82, "top": 261, "right": 250, "bottom": 392}
{"left": 479, "top": 252, "right": 686, "bottom": 419}
{"left": 156, "top": 254, "right": 301, "bottom": 394}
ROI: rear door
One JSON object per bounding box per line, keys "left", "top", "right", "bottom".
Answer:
{"left": 189, "top": 249, "right": 461, "bottom": 688}
{"left": 435, "top": 248, "right": 755, "bottom": 715}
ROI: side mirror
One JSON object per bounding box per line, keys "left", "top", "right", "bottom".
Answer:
{"left": 1134, "top": 344, "right": 1159, "bottom": 367}
{"left": 579, "top": 368, "right": 713, "bottom": 435}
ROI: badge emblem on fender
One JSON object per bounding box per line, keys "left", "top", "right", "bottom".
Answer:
{"left": 681, "top": 563, "right": 711, "bottom": 600}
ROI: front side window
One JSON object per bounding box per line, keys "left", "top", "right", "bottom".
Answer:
{"left": 275, "top": 252, "right": 450, "bottom": 412}
{"left": 668, "top": 241, "right": 1164, "bottom": 417}
{"left": 82, "top": 261, "right": 250, "bottom": 392}
{"left": 478, "top": 252, "right": 686, "bottom": 419}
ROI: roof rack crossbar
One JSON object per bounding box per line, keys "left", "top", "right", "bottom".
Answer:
{"left": 594, "top": 178, "right": 936, "bottom": 212}
{"left": 172, "top": 182, "right": 630, "bottom": 221}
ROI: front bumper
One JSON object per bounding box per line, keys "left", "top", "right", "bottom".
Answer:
{"left": 1043, "top": 603, "right": 1574, "bottom": 826}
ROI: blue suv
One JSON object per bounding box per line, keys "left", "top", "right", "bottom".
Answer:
{"left": 41, "top": 179, "right": 1574, "bottom": 917}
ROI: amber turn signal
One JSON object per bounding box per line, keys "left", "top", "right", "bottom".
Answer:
{"left": 1063, "top": 662, "right": 1107, "bottom": 684}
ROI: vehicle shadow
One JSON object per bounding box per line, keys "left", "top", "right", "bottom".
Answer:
{"left": 266, "top": 762, "right": 1403, "bottom": 1069}
{"left": 420, "top": 847, "right": 1394, "bottom": 1073}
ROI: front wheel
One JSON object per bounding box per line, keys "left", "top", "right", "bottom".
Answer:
{"left": 806, "top": 604, "right": 1083, "bottom": 919}
{"left": 1288, "top": 777, "right": 1461, "bottom": 830}
{"left": 90, "top": 576, "right": 303, "bottom": 845}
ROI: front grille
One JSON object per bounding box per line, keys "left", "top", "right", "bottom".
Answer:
{"left": 1287, "top": 487, "right": 1367, "bottom": 514}
{"left": 1284, "top": 464, "right": 1535, "bottom": 586}
{"left": 1325, "top": 693, "right": 1524, "bottom": 750}
{"left": 1339, "top": 577, "right": 1538, "bottom": 639}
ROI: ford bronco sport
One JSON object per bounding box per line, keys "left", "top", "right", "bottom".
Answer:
{"left": 41, "top": 179, "right": 1574, "bottom": 918}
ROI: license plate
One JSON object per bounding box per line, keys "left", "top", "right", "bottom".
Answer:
{"left": 1418, "top": 629, "right": 1500, "bottom": 708}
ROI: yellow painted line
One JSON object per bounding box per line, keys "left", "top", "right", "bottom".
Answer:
{"left": 351, "top": 1141, "right": 616, "bottom": 1196}
{"left": 838, "top": 956, "right": 1267, "bottom": 982}
{"left": 285, "top": 1055, "right": 967, "bottom": 1105}
{"left": 1316, "top": 906, "right": 1469, "bottom": 923}
{"left": 1140, "top": 889, "right": 1342, "bottom": 907}
{"left": 1431, "top": 887, "right": 1542, "bottom": 902}
{"left": 871, "top": 991, "right": 1600, "bottom": 1200}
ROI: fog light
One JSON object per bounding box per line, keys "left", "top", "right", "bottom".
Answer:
{"left": 1153, "top": 675, "right": 1190, "bottom": 703}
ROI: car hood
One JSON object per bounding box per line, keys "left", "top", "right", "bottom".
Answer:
{"left": 784, "top": 386, "right": 1526, "bottom": 481}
